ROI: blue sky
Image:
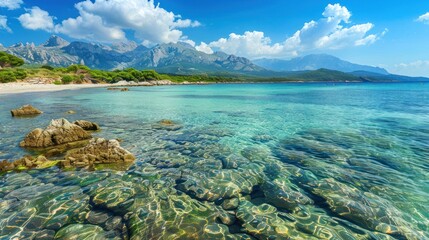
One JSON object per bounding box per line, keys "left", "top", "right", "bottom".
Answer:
{"left": 1, "top": 0, "right": 429, "bottom": 76}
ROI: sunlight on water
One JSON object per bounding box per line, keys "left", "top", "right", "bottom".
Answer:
{"left": 0, "top": 83, "right": 428, "bottom": 239}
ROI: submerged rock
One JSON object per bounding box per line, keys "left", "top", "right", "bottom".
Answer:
{"left": 177, "top": 164, "right": 265, "bottom": 201}
{"left": 262, "top": 180, "right": 313, "bottom": 211}
{"left": 236, "top": 200, "right": 305, "bottom": 239}
{"left": 127, "top": 194, "right": 237, "bottom": 239}
{"left": 152, "top": 119, "right": 182, "bottom": 131}
{"left": 54, "top": 224, "right": 119, "bottom": 240}
{"left": 20, "top": 118, "right": 92, "bottom": 148}
{"left": 310, "top": 178, "right": 417, "bottom": 238}
{"left": 62, "top": 138, "right": 135, "bottom": 168}
{"left": 74, "top": 120, "right": 101, "bottom": 131}
{"left": 10, "top": 105, "right": 42, "bottom": 117}
{"left": 107, "top": 87, "right": 129, "bottom": 91}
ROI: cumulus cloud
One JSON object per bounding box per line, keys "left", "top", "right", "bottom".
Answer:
{"left": 0, "top": 15, "right": 12, "bottom": 33}
{"left": 202, "top": 31, "right": 289, "bottom": 58}
{"left": 196, "top": 42, "right": 214, "bottom": 54}
{"left": 55, "top": 0, "right": 200, "bottom": 44}
{"left": 417, "top": 12, "right": 429, "bottom": 24}
{"left": 18, "top": 7, "right": 55, "bottom": 31}
{"left": 0, "top": 0, "right": 23, "bottom": 10}
{"left": 201, "top": 3, "right": 382, "bottom": 59}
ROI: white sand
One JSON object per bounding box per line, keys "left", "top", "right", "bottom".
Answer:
{"left": 0, "top": 83, "right": 112, "bottom": 95}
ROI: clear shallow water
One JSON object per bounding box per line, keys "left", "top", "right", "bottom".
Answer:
{"left": 0, "top": 83, "right": 428, "bottom": 239}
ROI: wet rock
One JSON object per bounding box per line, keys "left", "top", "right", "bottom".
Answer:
{"left": 54, "top": 224, "right": 118, "bottom": 239}
{"left": 310, "top": 178, "right": 415, "bottom": 238}
{"left": 74, "top": 120, "right": 100, "bottom": 131}
{"left": 63, "top": 138, "right": 135, "bottom": 168}
{"left": 241, "top": 145, "right": 272, "bottom": 162}
{"left": 177, "top": 164, "right": 265, "bottom": 201}
{"left": 89, "top": 178, "right": 136, "bottom": 212}
{"left": 251, "top": 134, "right": 273, "bottom": 143}
{"left": 236, "top": 200, "right": 304, "bottom": 239}
{"left": 262, "top": 179, "right": 313, "bottom": 211}
{"left": 0, "top": 184, "right": 91, "bottom": 237}
{"left": 0, "top": 160, "right": 15, "bottom": 172}
{"left": 107, "top": 87, "right": 129, "bottom": 91}
{"left": 20, "top": 118, "right": 92, "bottom": 148}
{"left": 11, "top": 105, "right": 42, "bottom": 117}
{"left": 34, "top": 229, "right": 56, "bottom": 240}
{"left": 86, "top": 210, "right": 112, "bottom": 226}
{"left": 66, "top": 110, "right": 76, "bottom": 114}
{"left": 0, "top": 155, "right": 59, "bottom": 173}
{"left": 222, "top": 198, "right": 239, "bottom": 210}
{"left": 105, "top": 216, "right": 123, "bottom": 231}
{"left": 152, "top": 119, "right": 183, "bottom": 131}
{"left": 128, "top": 194, "right": 237, "bottom": 239}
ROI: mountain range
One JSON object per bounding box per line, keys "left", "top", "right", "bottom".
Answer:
{"left": 1, "top": 35, "right": 264, "bottom": 75}
{"left": 1, "top": 35, "right": 428, "bottom": 82}
{"left": 253, "top": 54, "right": 389, "bottom": 75}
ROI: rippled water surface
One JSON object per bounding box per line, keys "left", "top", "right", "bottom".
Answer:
{"left": 0, "top": 83, "right": 428, "bottom": 239}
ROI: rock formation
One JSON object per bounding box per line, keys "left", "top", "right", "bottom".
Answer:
{"left": 74, "top": 120, "right": 100, "bottom": 131}
{"left": 10, "top": 105, "right": 42, "bottom": 117}
{"left": 0, "top": 155, "right": 58, "bottom": 172}
{"left": 62, "top": 138, "right": 135, "bottom": 168}
{"left": 20, "top": 118, "right": 92, "bottom": 148}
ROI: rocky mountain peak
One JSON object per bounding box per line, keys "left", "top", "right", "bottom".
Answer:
{"left": 43, "top": 35, "right": 70, "bottom": 48}
{"left": 111, "top": 41, "right": 138, "bottom": 53}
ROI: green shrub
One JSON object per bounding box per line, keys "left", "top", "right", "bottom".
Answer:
{"left": 61, "top": 75, "right": 75, "bottom": 84}
{"left": 0, "top": 70, "right": 16, "bottom": 83}
{"left": 14, "top": 69, "right": 27, "bottom": 80}
{"left": 41, "top": 65, "right": 55, "bottom": 71}
{"left": 0, "top": 52, "right": 24, "bottom": 68}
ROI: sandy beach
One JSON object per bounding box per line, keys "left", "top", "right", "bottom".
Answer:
{"left": 0, "top": 83, "right": 112, "bottom": 95}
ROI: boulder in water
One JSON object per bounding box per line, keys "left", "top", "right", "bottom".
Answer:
{"left": 20, "top": 118, "right": 92, "bottom": 148}
{"left": 74, "top": 120, "right": 100, "bottom": 131}
{"left": 10, "top": 105, "right": 42, "bottom": 117}
{"left": 62, "top": 138, "right": 135, "bottom": 168}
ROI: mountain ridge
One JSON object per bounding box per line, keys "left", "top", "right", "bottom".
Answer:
{"left": 2, "top": 36, "right": 265, "bottom": 75}
{"left": 253, "top": 54, "right": 389, "bottom": 75}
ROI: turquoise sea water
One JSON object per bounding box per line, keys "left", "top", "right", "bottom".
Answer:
{"left": 0, "top": 82, "right": 428, "bottom": 239}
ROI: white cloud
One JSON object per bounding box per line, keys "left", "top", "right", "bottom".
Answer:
{"left": 55, "top": 11, "right": 126, "bottom": 43}
{"left": 196, "top": 42, "right": 214, "bottom": 54}
{"left": 181, "top": 39, "right": 196, "bottom": 47}
{"left": 0, "top": 0, "right": 23, "bottom": 10}
{"left": 55, "top": 0, "right": 200, "bottom": 44}
{"left": 417, "top": 12, "right": 429, "bottom": 24}
{"left": 389, "top": 60, "right": 429, "bottom": 77}
{"left": 202, "top": 3, "right": 381, "bottom": 59}
{"left": 205, "top": 31, "right": 289, "bottom": 58}
{"left": 0, "top": 15, "right": 12, "bottom": 33}
{"left": 18, "top": 7, "right": 55, "bottom": 31}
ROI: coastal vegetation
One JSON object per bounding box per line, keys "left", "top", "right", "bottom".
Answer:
{"left": 1, "top": 51, "right": 427, "bottom": 84}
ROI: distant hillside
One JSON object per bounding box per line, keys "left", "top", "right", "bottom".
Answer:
{"left": 254, "top": 54, "right": 389, "bottom": 75}
{"left": 3, "top": 36, "right": 265, "bottom": 75}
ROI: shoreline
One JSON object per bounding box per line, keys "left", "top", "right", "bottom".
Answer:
{"left": 0, "top": 80, "right": 213, "bottom": 95}
{"left": 0, "top": 80, "right": 415, "bottom": 95}
{"left": 0, "top": 82, "right": 113, "bottom": 95}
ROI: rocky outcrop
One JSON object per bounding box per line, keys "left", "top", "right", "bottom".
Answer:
{"left": 107, "top": 87, "right": 129, "bottom": 91}
{"left": 10, "top": 105, "right": 42, "bottom": 117}
{"left": 61, "top": 138, "right": 135, "bottom": 168}
{"left": 0, "top": 155, "right": 58, "bottom": 172}
{"left": 20, "top": 118, "right": 92, "bottom": 148}
{"left": 74, "top": 120, "right": 100, "bottom": 131}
